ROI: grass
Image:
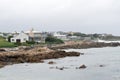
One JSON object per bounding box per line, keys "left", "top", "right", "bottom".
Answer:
{"left": 0, "top": 36, "right": 16, "bottom": 48}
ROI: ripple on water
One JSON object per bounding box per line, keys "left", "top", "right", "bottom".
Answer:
{"left": 0, "top": 47, "right": 120, "bottom": 80}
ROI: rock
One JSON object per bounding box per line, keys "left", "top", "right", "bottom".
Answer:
{"left": 80, "top": 53, "right": 84, "bottom": 55}
{"left": 50, "top": 42, "right": 120, "bottom": 50}
{"left": 59, "top": 67, "right": 64, "bottom": 70}
{"left": 39, "top": 60, "right": 44, "bottom": 63}
{"left": 55, "top": 66, "right": 64, "bottom": 70}
{"left": 99, "top": 65, "right": 105, "bottom": 67}
{"left": 79, "top": 64, "right": 87, "bottom": 69}
{"left": 0, "top": 49, "right": 6, "bottom": 52}
{"left": 48, "top": 61, "right": 56, "bottom": 64}
{"left": 0, "top": 64, "right": 4, "bottom": 68}
{"left": 0, "top": 47, "right": 81, "bottom": 68}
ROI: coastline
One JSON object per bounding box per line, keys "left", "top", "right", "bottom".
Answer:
{"left": 0, "top": 42, "right": 120, "bottom": 69}
{"left": 50, "top": 42, "right": 120, "bottom": 50}
{"left": 0, "top": 47, "right": 80, "bottom": 68}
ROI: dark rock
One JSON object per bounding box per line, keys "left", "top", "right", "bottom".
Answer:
{"left": 0, "top": 64, "right": 4, "bottom": 68}
{"left": 50, "top": 42, "right": 120, "bottom": 50}
{"left": 79, "top": 64, "right": 87, "bottom": 69}
{"left": 99, "top": 65, "right": 105, "bottom": 67}
{"left": 80, "top": 53, "right": 84, "bottom": 55}
{"left": 59, "top": 67, "right": 64, "bottom": 70}
{"left": 48, "top": 61, "right": 56, "bottom": 64}
{"left": 0, "top": 49, "right": 80, "bottom": 68}
{"left": 0, "top": 49, "right": 6, "bottom": 52}
{"left": 55, "top": 66, "right": 65, "bottom": 70}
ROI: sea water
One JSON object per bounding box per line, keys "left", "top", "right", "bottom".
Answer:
{"left": 0, "top": 47, "right": 120, "bottom": 80}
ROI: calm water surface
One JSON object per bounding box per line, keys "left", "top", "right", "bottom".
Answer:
{"left": 0, "top": 47, "right": 120, "bottom": 80}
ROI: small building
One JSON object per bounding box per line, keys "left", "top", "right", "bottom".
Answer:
{"left": 11, "top": 31, "right": 29, "bottom": 43}
{"left": 53, "top": 32, "right": 67, "bottom": 41}
{"left": 0, "top": 33, "right": 4, "bottom": 37}
{"left": 25, "top": 29, "right": 43, "bottom": 43}
{"left": 67, "top": 36, "right": 82, "bottom": 41}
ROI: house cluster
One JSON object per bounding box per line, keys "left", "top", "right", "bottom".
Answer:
{"left": 1, "top": 30, "right": 114, "bottom": 43}
{"left": 51, "top": 32, "right": 92, "bottom": 41}
{"left": 10, "top": 29, "right": 47, "bottom": 43}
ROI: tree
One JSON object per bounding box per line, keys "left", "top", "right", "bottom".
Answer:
{"left": 73, "top": 32, "right": 88, "bottom": 37}
{"left": 8, "top": 36, "right": 13, "bottom": 42}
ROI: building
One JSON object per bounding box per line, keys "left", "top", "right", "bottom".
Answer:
{"left": 11, "top": 31, "right": 29, "bottom": 43}
{"left": 67, "top": 36, "right": 82, "bottom": 41}
{"left": 0, "top": 33, "right": 4, "bottom": 37}
{"left": 25, "top": 29, "right": 42, "bottom": 42}
{"left": 53, "top": 32, "right": 67, "bottom": 41}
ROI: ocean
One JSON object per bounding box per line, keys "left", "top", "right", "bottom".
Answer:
{"left": 0, "top": 47, "right": 120, "bottom": 80}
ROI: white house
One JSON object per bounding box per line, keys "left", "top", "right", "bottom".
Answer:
{"left": 53, "top": 32, "right": 67, "bottom": 40}
{"left": 11, "top": 31, "right": 29, "bottom": 43}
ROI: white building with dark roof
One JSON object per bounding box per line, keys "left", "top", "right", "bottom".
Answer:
{"left": 11, "top": 31, "right": 29, "bottom": 43}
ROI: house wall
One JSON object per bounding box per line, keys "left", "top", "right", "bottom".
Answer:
{"left": 53, "top": 32, "right": 67, "bottom": 41}
{"left": 11, "top": 32, "right": 29, "bottom": 43}
{"left": 26, "top": 32, "right": 42, "bottom": 42}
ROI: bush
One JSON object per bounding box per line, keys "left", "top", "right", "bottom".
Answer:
{"left": 26, "top": 41, "right": 35, "bottom": 44}
{"left": 45, "top": 36, "right": 64, "bottom": 44}
{"left": 14, "top": 42, "right": 21, "bottom": 46}
{"left": 8, "top": 36, "right": 13, "bottom": 42}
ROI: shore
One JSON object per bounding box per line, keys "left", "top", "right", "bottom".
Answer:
{"left": 0, "top": 42, "right": 120, "bottom": 68}
{"left": 50, "top": 42, "right": 120, "bottom": 50}
{"left": 0, "top": 47, "right": 80, "bottom": 68}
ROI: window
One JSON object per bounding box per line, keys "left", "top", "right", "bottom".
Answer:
{"left": 12, "top": 39, "right": 14, "bottom": 41}
{"left": 24, "top": 38, "right": 26, "bottom": 41}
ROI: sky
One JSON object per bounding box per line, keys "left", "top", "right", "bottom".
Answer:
{"left": 0, "top": 0, "right": 120, "bottom": 35}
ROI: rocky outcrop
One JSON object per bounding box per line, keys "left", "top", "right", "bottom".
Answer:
{"left": 79, "top": 64, "right": 87, "bottom": 69}
{"left": 48, "top": 61, "right": 56, "bottom": 64}
{"left": 50, "top": 42, "right": 120, "bottom": 50}
{"left": 0, "top": 49, "right": 6, "bottom": 52}
{"left": 0, "top": 48, "right": 80, "bottom": 68}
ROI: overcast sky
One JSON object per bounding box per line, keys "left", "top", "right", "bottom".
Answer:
{"left": 0, "top": 0, "right": 120, "bottom": 35}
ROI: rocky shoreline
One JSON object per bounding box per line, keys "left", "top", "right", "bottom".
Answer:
{"left": 0, "top": 42, "right": 120, "bottom": 69}
{"left": 50, "top": 42, "right": 120, "bottom": 50}
{"left": 0, "top": 47, "right": 80, "bottom": 68}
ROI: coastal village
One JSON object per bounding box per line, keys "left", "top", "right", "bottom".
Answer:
{"left": 0, "top": 28, "right": 120, "bottom": 69}
{"left": 0, "top": 28, "right": 120, "bottom": 45}
{"left": 1, "top": 0, "right": 120, "bottom": 79}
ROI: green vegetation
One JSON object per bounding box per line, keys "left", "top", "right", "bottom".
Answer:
{"left": 73, "top": 32, "right": 88, "bottom": 37}
{"left": 14, "top": 41, "right": 36, "bottom": 46}
{"left": 26, "top": 41, "right": 35, "bottom": 44}
{"left": 0, "top": 36, "right": 38, "bottom": 47}
{"left": 67, "top": 32, "right": 89, "bottom": 37}
{"left": 8, "top": 36, "right": 13, "bottom": 42}
{"left": 45, "top": 36, "right": 64, "bottom": 44}
{"left": 0, "top": 36, "right": 16, "bottom": 48}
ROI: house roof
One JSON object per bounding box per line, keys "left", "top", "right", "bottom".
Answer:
{"left": 54, "top": 32, "right": 66, "bottom": 37}
{"left": 25, "top": 30, "right": 41, "bottom": 33}
{"left": 13, "top": 31, "right": 29, "bottom": 38}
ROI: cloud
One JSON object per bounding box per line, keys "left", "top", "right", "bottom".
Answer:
{"left": 0, "top": 0, "right": 120, "bottom": 35}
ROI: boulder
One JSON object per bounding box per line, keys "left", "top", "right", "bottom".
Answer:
{"left": 99, "top": 65, "right": 105, "bottom": 67}
{"left": 0, "top": 49, "right": 6, "bottom": 52}
{"left": 48, "top": 61, "right": 56, "bottom": 64}
{"left": 79, "top": 64, "right": 87, "bottom": 69}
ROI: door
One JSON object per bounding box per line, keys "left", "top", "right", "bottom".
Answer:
{"left": 16, "top": 39, "right": 21, "bottom": 43}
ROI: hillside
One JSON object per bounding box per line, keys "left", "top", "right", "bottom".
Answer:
{"left": 0, "top": 36, "right": 15, "bottom": 48}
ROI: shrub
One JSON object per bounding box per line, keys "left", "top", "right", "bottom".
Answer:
{"left": 45, "top": 36, "right": 64, "bottom": 44}
{"left": 26, "top": 41, "right": 35, "bottom": 44}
